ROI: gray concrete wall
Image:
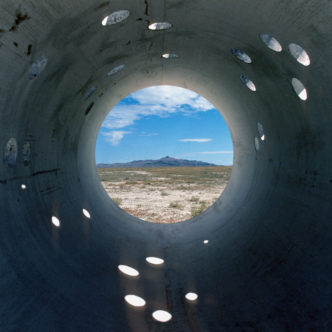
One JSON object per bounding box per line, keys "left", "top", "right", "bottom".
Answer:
{"left": 0, "top": 0, "right": 331, "bottom": 330}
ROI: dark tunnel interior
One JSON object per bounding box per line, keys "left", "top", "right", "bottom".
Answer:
{"left": 0, "top": 0, "right": 331, "bottom": 331}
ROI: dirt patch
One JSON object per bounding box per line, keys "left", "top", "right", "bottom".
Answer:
{"left": 99, "top": 166, "right": 232, "bottom": 223}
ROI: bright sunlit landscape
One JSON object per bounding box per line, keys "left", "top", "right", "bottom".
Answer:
{"left": 96, "top": 86, "right": 233, "bottom": 223}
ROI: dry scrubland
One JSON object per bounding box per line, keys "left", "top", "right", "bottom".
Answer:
{"left": 98, "top": 166, "right": 232, "bottom": 223}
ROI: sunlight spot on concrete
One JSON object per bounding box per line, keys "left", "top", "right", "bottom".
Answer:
{"left": 146, "top": 257, "right": 164, "bottom": 265}
{"left": 148, "top": 22, "right": 172, "bottom": 31}
{"left": 152, "top": 310, "right": 172, "bottom": 322}
{"left": 118, "top": 265, "right": 140, "bottom": 277}
{"left": 185, "top": 292, "right": 198, "bottom": 301}
{"left": 52, "top": 216, "right": 60, "bottom": 227}
{"left": 124, "top": 295, "right": 146, "bottom": 307}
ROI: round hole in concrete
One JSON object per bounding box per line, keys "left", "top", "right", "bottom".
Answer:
{"left": 5, "top": 138, "right": 18, "bottom": 166}
{"left": 289, "top": 43, "right": 310, "bottom": 66}
{"left": 107, "top": 64, "right": 125, "bottom": 76}
{"left": 124, "top": 295, "right": 146, "bottom": 307}
{"left": 240, "top": 74, "right": 256, "bottom": 91}
{"left": 51, "top": 216, "right": 60, "bottom": 227}
{"left": 148, "top": 22, "right": 172, "bottom": 31}
{"left": 185, "top": 292, "right": 198, "bottom": 301}
{"left": 28, "top": 55, "right": 48, "bottom": 80}
{"left": 257, "top": 122, "right": 265, "bottom": 141}
{"left": 84, "top": 86, "right": 97, "bottom": 100}
{"left": 254, "top": 137, "right": 260, "bottom": 151}
{"left": 152, "top": 310, "right": 172, "bottom": 322}
{"left": 95, "top": 86, "right": 233, "bottom": 224}
{"left": 118, "top": 264, "right": 140, "bottom": 277}
{"left": 102, "top": 10, "right": 130, "bottom": 26}
{"left": 162, "top": 53, "right": 179, "bottom": 59}
{"left": 260, "top": 33, "right": 282, "bottom": 52}
{"left": 291, "top": 78, "right": 307, "bottom": 101}
{"left": 231, "top": 48, "right": 252, "bottom": 63}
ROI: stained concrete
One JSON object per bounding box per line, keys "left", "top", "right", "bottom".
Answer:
{"left": 0, "top": 0, "right": 331, "bottom": 331}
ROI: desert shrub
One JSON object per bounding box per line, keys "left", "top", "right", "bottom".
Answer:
{"left": 190, "top": 196, "right": 199, "bottom": 202}
{"left": 169, "top": 201, "right": 182, "bottom": 209}
{"left": 125, "top": 181, "right": 138, "bottom": 185}
{"left": 191, "top": 207, "right": 203, "bottom": 217}
{"left": 161, "top": 191, "right": 168, "bottom": 196}
{"left": 191, "top": 205, "right": 206, "bottom": 217}
{"left": 191, "top": 201, "right": 208, "bottom": 217}
{"left": 112, "top": 197, "right": 122, "bottom": 206}
{"left": 176, "top": 185, "right": 191, "bottom": 190}
{"left": 199, "top": 200, "right": 208, "bottom": 209}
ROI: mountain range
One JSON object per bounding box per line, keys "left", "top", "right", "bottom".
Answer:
{"left": 97, "top": 156, "right": 218, "bottom": 168}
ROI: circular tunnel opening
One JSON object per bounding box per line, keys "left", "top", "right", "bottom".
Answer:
{"left": 1, "top": 1, "right": 331, "bottom": 330}
{"left": 95, "top": 85, "right": 233, "bottom": 223}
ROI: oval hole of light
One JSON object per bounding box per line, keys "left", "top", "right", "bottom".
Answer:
{"left": 28, "top": 56, "right": 48, "bottom": 80}
{"left": 118, "top": 265, "right": 140, "bottom": 277}
{"left": 102, "top": 10, "right": 130, "bottom": 26}
{"left": 84, "top": 86, "right": 97, "bottom": 100}
{"left": 82, "top": 209, "right": 91, "bottom": 219}
{"left": 124, "top": 295, "right": 146, "bottom": 307}
{"left": 5, "top": 138, "right": 18, "bottom": 166}
{"left": 260, "top": 33, "right": 282, "bottom": 52}
{"left": 21, "top": 184, "right": 27, "bottom": 190}
{"left": 231, "top": 48, "right": 252, "bottom": 63}
{"left": 254, "top": 137, "right": 260, "bottom": 151}
{"left": 148, "top": 22, "right": 172, "bottom": 31}
{"left": 291, "top": 78, "right": 308, "bottom": 101}
{"left": 257, "top": 122, "right": 265, "bottom": 141}
{"left": 152, "top": 310, "right": 172, "bottom": 322}
{"left": 107, "top": 64, "right": 125, "bottom": 76}
{"left": 162, "top": 53, "right": 179, "bottom": 59}
{"left": 240, "top": 74, "right": 256, "bottom": 91}
{"left": 146, "top": 257, "right": 164, "bottom": 265}
{"left": 185, "top": 292, "right": 198, "bottom": 302}
{"left": 289, "top": 43, "right": 310, "bottom": 66}
{"left": 52, "top": 216, "right": 60, "bottom": 227}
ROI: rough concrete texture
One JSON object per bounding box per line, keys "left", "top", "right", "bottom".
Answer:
{"left": 0, "top": 0, "right": 331, "bottom": 331}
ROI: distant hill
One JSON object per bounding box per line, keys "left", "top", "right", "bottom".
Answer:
{"left": 97, "top": 156, "right": 219, "bottom": 168}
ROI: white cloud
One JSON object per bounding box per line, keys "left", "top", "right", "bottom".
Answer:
{"left": 199, "top": 150, "right": 233, "bottom": 155}
{"left": 131, "top": 86, "right": 214, "bottom": 111}
{"left": 102, "top": 86, "right": 215, "bottom": 130}
{"left": 102, "top": 131, "right": 131, "bottom": 146}
{"left": 141, "top": 132, "right": 159, "bottom": 136}
{"left": 179, "top": 138, "right": 212, "bottom": 143}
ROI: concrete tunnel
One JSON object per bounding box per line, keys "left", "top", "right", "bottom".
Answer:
{"left": 0, "top": 0, "right": 331, "bottom": 330}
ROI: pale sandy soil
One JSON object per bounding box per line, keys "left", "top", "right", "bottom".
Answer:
{"left": 99, "top": 167, "right": 231, "bottom": 223}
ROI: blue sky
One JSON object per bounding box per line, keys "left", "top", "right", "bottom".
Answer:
{"left": 95, "top": 86, "right": 233, "bottom": 165}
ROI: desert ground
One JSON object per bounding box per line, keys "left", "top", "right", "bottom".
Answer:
{"left": 98, "top": 166, "right": 232, "bottom": 223}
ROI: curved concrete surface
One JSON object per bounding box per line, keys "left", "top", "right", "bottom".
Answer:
{"left": 1, "top": 1, "right": 331, "bottom": 330}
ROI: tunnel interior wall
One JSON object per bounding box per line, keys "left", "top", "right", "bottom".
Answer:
{"left": 0, "top": 0, "right": 331, "bottom": 331}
